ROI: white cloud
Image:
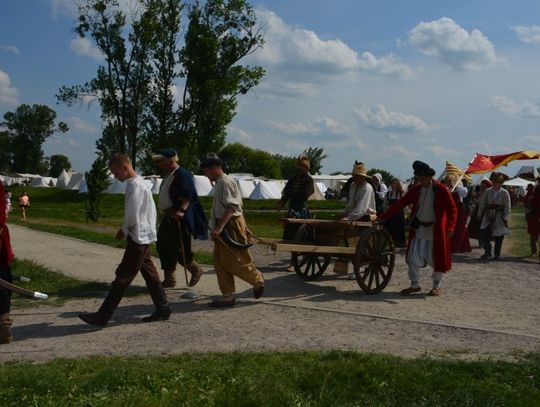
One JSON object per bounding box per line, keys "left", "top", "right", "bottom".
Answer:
{"left": 512, "top": 25, "right": 540, "bottom": 44}
{"left": 425, "top": 145, "right": 462, "bottom": 159}
{"left": 70, "top": 37, "right": 103, "bottom": 60}
{"left": 227, "top": 126, "right": 254, "bottom": 144}
{"left": 67, "top": 116, "right": 99, "bottom": 134}
{"left": 256, "top": 80, "right": 319, "bottom": 101}
{"left": 253, "top": 9, "right": 418, "bottom": 79}
{"left": 489, "top": 95, "right": 540, "bottom": 119}
{"left": 408, "top": 17, "right": 498, "bottom": 71}
{"left": 267, "top": 117, "right": 352, "bottom": 139}
{"left": 1, "top": 45, "right": 20, "bottom": 55}
{"left": 0, "top": 69, "right": 19, "bottom": 106}
{"left": 354, "top": 104, "right": 429, "bottom": 132}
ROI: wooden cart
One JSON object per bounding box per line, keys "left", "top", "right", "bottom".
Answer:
{"left": 270, "top": 218, "right": 395, "bottom": 294}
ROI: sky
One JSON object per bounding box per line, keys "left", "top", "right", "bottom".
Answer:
{"left": 2, "top": 0, "right": 540, "bottom": 179}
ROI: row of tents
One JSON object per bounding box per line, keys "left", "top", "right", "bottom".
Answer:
{"left": 1, "top": 169, "right": 345, "bottom": 200}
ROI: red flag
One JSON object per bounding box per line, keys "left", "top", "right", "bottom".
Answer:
{"left": 465, "top": 151, "right": 540, "bottom": 174}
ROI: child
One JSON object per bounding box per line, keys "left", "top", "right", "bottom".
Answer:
{"left": 18, "top": 191, "right": 29, "bottom": 221}
{"left": 79, "top": 153, "right": 170, "bottom": 326}
{"left": 4, "top": 191, "right": 11, "bottom": 218}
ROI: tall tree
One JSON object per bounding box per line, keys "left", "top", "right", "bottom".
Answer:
{"left": 0, "top": 131, "right": 11, "bottom": 172}
{"left": 48, "top": 154, "right": 73, "bottom": 178}
{"left": 178, "top": 0, "right": 265, "bottom": 168}
{"left": 302, "top": 147, "right": 328, "bottom": 175}
{"left": 57, "top": 0, "right": 155, "bottom": 167}
{"left": 2, "top": 104, "right": 68, "bottom": 174}
{"left": 85, "top": 153, "right": 111, "bottom": 222}
{"left": 58, "top": 0, "right": 265, "bottom": 172}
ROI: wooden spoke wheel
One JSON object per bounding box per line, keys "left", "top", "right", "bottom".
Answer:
{"left": 353, "top": 226, "right": 395, "bottom": 294}
{"left": 291, "top": 224, "right": 331, "bottom": 280}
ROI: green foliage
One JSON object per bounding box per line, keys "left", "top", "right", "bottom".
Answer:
{"left": 58, "top": 0, "right": 265, "bottom": 172}
{"left": 0, "top": 130, "right": 11, "bottom": 172}
{"left": 367, "top": 168, "right": 395, "bottom": 185}
{"left": 303, "top": 146, "right": 328, "bottom": 175}
{"left": 48, "top": 154, "right": 72, "bottom": 178}
{"left": 219, "top": 143, "right": 282, "bottom": 178}
{"left": 274, "top": 154, "right": 298, "bottom": 179}
{"left": 1, "top": 104, "right": 68, "bottom": 174}
{"left": 85, "top": 154, "right": 111, "bottom": 222}
{"left": 1, "top": 352, "right": 540, "bottom": 405}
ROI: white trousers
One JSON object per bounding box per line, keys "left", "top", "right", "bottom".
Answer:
{"left": 406, "top": 237, "right": 444, "bottom": 288}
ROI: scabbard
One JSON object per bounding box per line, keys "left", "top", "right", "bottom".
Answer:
{"left": 0, "top": 278, "right": 48, "bottom": 300}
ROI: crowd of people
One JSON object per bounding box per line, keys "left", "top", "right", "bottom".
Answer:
{"left": 0, "top": 150, "right": 536, "bottom": 343}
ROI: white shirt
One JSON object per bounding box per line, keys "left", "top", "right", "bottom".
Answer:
{"left": 210, "top": 174, "right": 243, "bottom": 228}
{"left": 415, "top": 184, "right": 435, "bottom": 241}
{"left": 158, "top": 171, "right": 174, "bottom": 212}
{"left": 122, "top": 175, "right": 157, "bottom": 245}
{"left": 344, "top": 181, "right": 376, "bottom": 221}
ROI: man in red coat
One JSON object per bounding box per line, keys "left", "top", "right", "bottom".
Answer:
{"left": 378, "top": 161, "right": 457, "bottom": 296}
{"left": 0, "top": 182, "right": 14, "bottom": 343}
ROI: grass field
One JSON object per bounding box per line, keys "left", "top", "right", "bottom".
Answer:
{"left": 1, "top": 352, "right": 539, "bottom": 406}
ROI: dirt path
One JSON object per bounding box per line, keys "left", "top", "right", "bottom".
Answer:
{"left": 2, "top": 225, "right": 540, "bottom": 362}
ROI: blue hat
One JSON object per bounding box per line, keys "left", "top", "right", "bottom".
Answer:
{"left": 152, "top": 148, "right": 177, "bottom": 161}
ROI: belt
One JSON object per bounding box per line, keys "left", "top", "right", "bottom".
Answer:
{"left": 418, "top": 220, "right": 435, "bottom": 227}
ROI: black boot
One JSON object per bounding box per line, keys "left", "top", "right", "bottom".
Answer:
{"left": 78, "top": 312, "right": 109, "bottom": 327}
{"left": 142, "top": 305, "right": 171, "bottom": 322}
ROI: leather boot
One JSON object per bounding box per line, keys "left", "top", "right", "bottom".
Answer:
{"left": 0, "top": 313, "right": 13, "bottom": 344}
{"left": 187, "top": 261, "right": 204, "bottom": 287}
{"left": 162, "top": 269, "right": 177, "bottom": 288}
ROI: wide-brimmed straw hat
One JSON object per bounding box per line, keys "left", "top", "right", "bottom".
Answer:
{"left": 352, "top": 162, "right": 369, "bottom": 177}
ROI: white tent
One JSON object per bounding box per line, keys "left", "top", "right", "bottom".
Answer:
{"left": 78, "top": 179, "right": 88, "bottom": 194}
{"left": 249, "top": 180, "right": 282, "bottom": 200}
{"left": 515, "top": 165, "right": 538, "bottom": 179}
{"left": 31, "top": 176, "right": 51, "bottom": 188}
{"left": 503, "top": 177, "right": 534, "bottom": 188}
{"left": 236, "top": 179, "right": 255, "bottom": 198}
{"left": 56, "top": 169, "right": 71, "bottom": 189}
{"left": 0, "top": 175, "right": 12, "bottom": 186}
{"left": 312, "top": 174, "right": 350, "bottom": 191}
{"left": 66, "top": 173, "right": 85, "bottom": 190}
{"left": 193, "top": 175, "right": 212, "bottom": 196}
{"left": 151, "top": 178, "right": 162, "bottom": 194}
{"left": 316, "top": 182, "right": 328, "bottom": 194}
{"left": 308, "top": 181, "right": 325, "bottom": 201}
{"left": 104, "top": 178, "right": 127, "bottom": 194}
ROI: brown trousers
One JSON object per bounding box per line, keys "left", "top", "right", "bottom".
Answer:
{"left": 99, "top": 237, "right": 168, "bottom": 319}
{"left": 214, "top": 215, "right": 263, "bottom": 297}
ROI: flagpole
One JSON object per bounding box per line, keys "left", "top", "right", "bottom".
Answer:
{"left": 450, "top": 152, "right": 478, "bottom": 193}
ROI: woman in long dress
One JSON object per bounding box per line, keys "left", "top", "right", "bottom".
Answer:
{"left": 444, "top": 174, "right": 472, "bottom": 253}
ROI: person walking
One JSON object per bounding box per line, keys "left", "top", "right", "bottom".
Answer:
{"left": 378, "top": 161, "right": 457, "bottom": 296}
{"left": 79, "top": 154, "right": 170, "bottom": 326}
{"left": 201, "top": 153, "right": 265, "bottom": 307}
{"left": 152, "top": 148, "right": 208, "bottom": 288}
{"left": 383, "top": 178, "right": 406, "bottom": 247}
{"left": 18, "top": 191, "right": 29, "bottom": 222}
{"left": 477, "top": 173, "right": 511, "bottom": 261}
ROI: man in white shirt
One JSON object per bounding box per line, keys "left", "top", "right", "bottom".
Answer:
{"left": 79, "top": 154, "right": 170, "bottom": 326}
{"left": 340, "top": 162, "right": 376, "bottom": 221}
{"left": 201, "top": 153, "right": 265, "bottom": 307}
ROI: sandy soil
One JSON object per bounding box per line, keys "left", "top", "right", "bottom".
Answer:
{"left": 2, "top": 225, "right": 539, "bottom": 363}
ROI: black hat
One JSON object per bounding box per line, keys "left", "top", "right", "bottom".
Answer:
{"left": 152, "top": 148, "right": 177, "bottom": 161}
{"left": 200, "top": 153, "right": 223, "bottom": 169}
{"left": 412, "top": 160, "right": 435, "bottom": 177}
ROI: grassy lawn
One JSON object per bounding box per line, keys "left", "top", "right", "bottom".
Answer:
{"left": 1, "top": 352, "right": 539, "bottom": 406}
{"left": 9, "top": 259, "right": 145, "bottom": 309}
{"left": 506, "top": 205, "right": 530, "bottom": 257}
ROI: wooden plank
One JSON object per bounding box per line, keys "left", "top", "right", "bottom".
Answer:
{"left": 281, "top": 218, "right": 372, "bottom": 228}
{"left": 273, "top": 243, "right": 356, "bottom": 255}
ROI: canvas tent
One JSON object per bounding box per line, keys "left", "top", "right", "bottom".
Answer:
{"left": 515, "top": 165, "right": 538, "bottom": 179}
{"left": 249, "top": 180, "right": 282, "bottom": 200}
{"left": 193, "top": 175, "right": 212, "bottom": 196}
{"left": 236, "top": 179, "right": 255, "bottom": 198}
{"left": 65, "top": 173, "right": 85, "bottom": 190}
{"left": 31, "top": 176, "right": 53, "bottom": 188}
{"left": 312, "top": 175, "right": 350, "bottom": 191}
{"left": 56, "top": 169, "right": 71, "bottom": 189}
{"left": 503, "top": 177, "right": 534, "bottom": 189}
{"left": 104, "top": 178, "right": 127, "bottom": 194}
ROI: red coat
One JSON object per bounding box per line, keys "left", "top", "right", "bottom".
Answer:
{"left": 0, "top": 182, "right": 14, "bottom": 266}
{"left": 379, "top": 180, "right": 457, "bottom": 272}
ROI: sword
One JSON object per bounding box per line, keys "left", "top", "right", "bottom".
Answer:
{"left": 0, "top": 278, "right": 48, "bottom": 300}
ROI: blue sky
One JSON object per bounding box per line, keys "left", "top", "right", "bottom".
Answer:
{"left": 2, "top": 1, "right": 540, "bottom": 179}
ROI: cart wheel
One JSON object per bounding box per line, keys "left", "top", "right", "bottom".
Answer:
{"left": 353, "top": 226, "right": 395, "bottom": 294}
{"left": 291, "top": 224, "right": 331, "bottom": 280}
